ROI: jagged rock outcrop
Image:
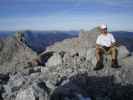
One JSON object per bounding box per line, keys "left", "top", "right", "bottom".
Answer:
{"left": 0, "top": 28, "right": 133, "bottom": 100}
{"left": 46, "top": 27, "right": 101, "bottom": 52}
{"left": 0, "top": 32, "right": 37, "bottom": 73}
{"left": 79, "top": 28, "right": 100, "bottom": 48}
{"left": 46, "top": 38, "right": 80, "bottom": 54}
{"left": 36, "top": 27, "right": 133, "bottom": 100}
{"left": 2, "top": 54, "right": 133, "bottom": 100}
{"left": 2, "top": 72, "right": 51, "bottom": 100}
{"left": 46, "top": 53, "right": 63, "bottom": 67}
{"left": 46, "top": 27, "right": 128, "bottom": 57}
{"left": 45, "top": 27, "right": 131, "bottom": 69}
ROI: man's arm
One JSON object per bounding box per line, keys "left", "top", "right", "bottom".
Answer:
{"left": 96, "top": 44, "right": 101, "bottom": 48}
{"left": 111, "top": 34, "right": 117, "bottom": 47}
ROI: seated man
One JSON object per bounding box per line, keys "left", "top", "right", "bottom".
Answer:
{"left": 94, "top": 24, "right": 120, "bottom": 70}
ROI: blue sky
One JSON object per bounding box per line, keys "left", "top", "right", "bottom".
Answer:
{"left": 0, "top": 0, "right": 133, "bottom": 31}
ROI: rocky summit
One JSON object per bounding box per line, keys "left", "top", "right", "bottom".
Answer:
{"left": 0, "top": 28, "right": 133, "bottom": 100}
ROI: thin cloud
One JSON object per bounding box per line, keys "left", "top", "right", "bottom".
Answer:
{"left": 95, "top": 0, "right": 133, "bottom": 7}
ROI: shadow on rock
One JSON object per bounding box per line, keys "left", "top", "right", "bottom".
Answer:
{"left": 50, "top": 73, "right": 133, "bottom": 100}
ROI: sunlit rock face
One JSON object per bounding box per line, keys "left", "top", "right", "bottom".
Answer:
{"left": 46, "top": 27, "right": 100, "bottom": 53}
{"left": 0, "top": 32, "right": 37, "bottom": 73}
{"left": 79, "top": 27, "right": 101, "bottom": 48}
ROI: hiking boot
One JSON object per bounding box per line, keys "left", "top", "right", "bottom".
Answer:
{"left": 94, "top": 61, "right": 104, "bottom": 71}
{"left": 111, "top": 59, "right": 121, "bottom": 68}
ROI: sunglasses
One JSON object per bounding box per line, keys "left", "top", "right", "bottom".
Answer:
{"left": 101, "top": 28, "right": 107, "bottom": 30}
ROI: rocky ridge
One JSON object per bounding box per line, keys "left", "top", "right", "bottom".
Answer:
{"left": 0, "top": 32, "right": 37, "bottom": 73}
{"left": 0, "top": 28, "right": 133, "bottom": 100}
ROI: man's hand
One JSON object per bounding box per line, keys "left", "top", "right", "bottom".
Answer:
{"left": 111, "top": 42, "right": 116, "bottom": 47}
{"left": 111, "top": 42, "right": 121, "bottom": 47}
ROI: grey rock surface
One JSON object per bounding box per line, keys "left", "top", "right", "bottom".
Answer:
{"left": 2, "top": 72, "right": 51, "bottom": 100}
{"left": 0, "top": 32, "right": 37, "bottom": 73}
{"left": 15, "top": 87, "right": 35, "bottom": 100}
{"left": 46, "top": 53, "right": 63, "bottom": 67}
{"left": 46, "top": 38, "right": 80, "bottom": 54}
{"left": 46, "top": 27, "right": 100, "bottom": 53}
{"left": 117, "top": 45, "right": 130, "bottom": 59}
{"left": 0, "top": 28, "right": 133, "bottom": 100}
{"left": 79, "top": 28, "right": 100, "bottom": 48}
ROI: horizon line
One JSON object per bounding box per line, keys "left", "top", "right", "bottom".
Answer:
{"left": 0, "top": 29, "right": 133, "bottom": 32}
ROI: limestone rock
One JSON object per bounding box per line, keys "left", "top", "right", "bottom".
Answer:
{"left": 46, "top": 38, "right": 80, "bottom": 54}
{"left": 46, "top": 28, "right": 100, "bottom": 53}
{"left": 46, "top": 53, "right": 63, "bottom": 67}
{"left": 122, "top": 56, "right": 133, "bottom": 66}
{"left": 2, "top": 72, "right": 51, "bottom": 100}
{"left": 79, "top": 28, "right": 100, "bottom": 48}
{"left": 0, "top": 32, "right": 37, "bottom": 73}
{"left": 86, "top": 48, "right": 97, "bottom": 67}
{"left": 15, "top": 87, "right": 35, "bottom": 100}
{"left": 117, "top": 45, "right": 130, "bottom": 59}
{"left": 3, "top": 73, "right": 27, "bottom": 100}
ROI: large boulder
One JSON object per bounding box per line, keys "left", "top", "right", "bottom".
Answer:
{"left": 117, "top": 46, "right": 130, "bottom": 59}
{"left": 46, "top": 53, "right": 63, "bottom": 67}
{"left": 46, "top": 38, "right": 80, "bottom": 54}
{"left": 122, "top": 56, "right": 133, "bottom": 66}
{"left": 79, "top": 27, "right": 100, "bottom": 48}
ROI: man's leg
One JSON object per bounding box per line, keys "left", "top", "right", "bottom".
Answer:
{"left": 96, "top": 47, "right": 101, "bottom": 62}
{"left": 109, "top": 46, "right": 120, "bottom": 68}
{"left": 94, "top": 47, "right": 104, "bottom": 70}
{"left": 109, "top": 46, "right": 117, "bottom": 59}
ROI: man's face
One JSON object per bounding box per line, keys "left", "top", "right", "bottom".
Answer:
{"left": 100, "top": 28, "right": 107, "bottom": 34}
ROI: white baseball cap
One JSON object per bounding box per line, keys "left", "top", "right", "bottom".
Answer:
{"left": 100, "top": 24, "right": 107, "bottom": 29}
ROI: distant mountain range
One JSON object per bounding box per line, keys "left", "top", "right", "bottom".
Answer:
{"left": 23, "top": 31, "right": 78, "bottom": 53}
{"left": 112, "top": 31, "right": 133, "bottom": 52}
{"left": 0, "top": 30, "right": 133, "bottom": 53}
{"left": 112, "top": 31, "right": 133, "bottom": 38}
